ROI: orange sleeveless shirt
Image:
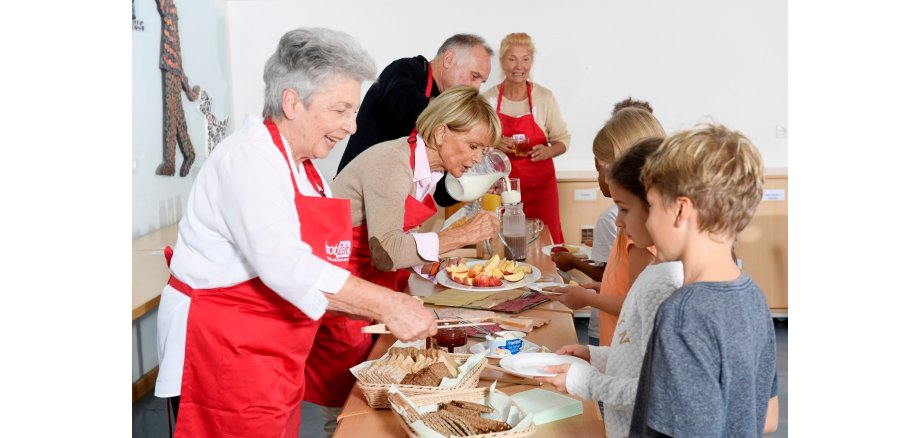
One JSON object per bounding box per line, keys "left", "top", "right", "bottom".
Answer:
{"left": 598, "top": 232, "right": 656, "bottom": 346}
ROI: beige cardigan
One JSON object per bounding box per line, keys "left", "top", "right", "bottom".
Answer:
{"left": 332, "top": 137, "right": 434, "bottom": 271}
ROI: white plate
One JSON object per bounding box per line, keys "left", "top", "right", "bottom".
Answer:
{"left": 469, "top": 340, "right": 541, "bottom": 359}
{"left": 527, "top": 282, "right": 567, "bottom": 293}
{"left": 436, "top": 259, "right": 541, "bottom": 292}
{"left": 541, "top": 244, "right": 591, "bottom": 258}
{"left": 499, "top": 353, "right": 590, "bottom": 377}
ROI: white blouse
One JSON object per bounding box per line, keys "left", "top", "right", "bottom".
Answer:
{"left": 155, "top": 115, "right": 351, "bottom": 397}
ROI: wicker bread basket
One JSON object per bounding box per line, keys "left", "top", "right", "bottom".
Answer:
{"left": 356, "top": 353, "right": 487, "bottom": 409}
{"left": 387, "top": 386, "right": 537, "bottom": 438}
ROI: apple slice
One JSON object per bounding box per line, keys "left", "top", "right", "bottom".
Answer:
{"left": 503, "top": 271, "right": 525, "bottom": 282}
{"left": 513, "top": 264, "right": 533, "bottom": 274}
{"left": 446, "top": 264, "right": 469, "bottom": 274}
{"left": 469, "top": 264, "right": 483, "bottom": 276}
{"left": 466, "top": 277, "right": 475, "bottom": 286}
{"left": 483, "top": 254, "right": 502, "bottom": 274}
{"left": 491, "top": 269, "right": 504, "bottom": 280}
{"left": 474, "top": 274, "right": 492, "bottom": 288}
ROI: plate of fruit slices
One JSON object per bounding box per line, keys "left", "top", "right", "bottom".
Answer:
{"left": 436, "top": 254, "right": 541, "bottom": 292}
{"left": 541, "top": 243, "right": 591, "bottom": 259}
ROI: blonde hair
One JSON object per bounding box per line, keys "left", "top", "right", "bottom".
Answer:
{"left": 592, "top": 99, "right": 665, "bottom": 165}
{"left": 641, "top": 123, "right": 764, "bottom": 237}
{"left": 416, "top": 86, "right": 502, "bottom": 148}
{"left": 499, "top": 33, "right": 535, "bottom": 60}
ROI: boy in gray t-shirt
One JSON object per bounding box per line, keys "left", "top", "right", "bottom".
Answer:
{"left": 630, "top": 273, "right": 777, "bottom": 436}
{"left": 629, "top": 124, "right": 779, "bottom": 436}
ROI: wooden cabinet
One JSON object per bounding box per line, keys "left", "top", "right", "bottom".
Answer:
{"left": 556, "top": 172, "right": 614, "bottom": 246}
{"left": 556, "top": 170, "right": 788, "bottom": 314}
{"left": 735, "top": 171, "right": 788, "bottom": 314}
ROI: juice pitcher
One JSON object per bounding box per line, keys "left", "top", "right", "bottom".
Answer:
{"left": 444, "top": 150, "right": 512, "bottom": 202}
{"left": 497, "top": 203, "right": 527, "bottom": 261}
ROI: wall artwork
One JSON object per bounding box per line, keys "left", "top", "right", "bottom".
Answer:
{"left": 197, "top": 90, "right": 230, "bottom": 157}
{"left": 155, "top": 0, "right": 200, "bottom": 177}
{"left": 133, "top": 0, "right": 145, "bottom": 31}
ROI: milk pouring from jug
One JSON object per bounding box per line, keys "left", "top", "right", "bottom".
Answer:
{"left": 444, "top": 150, "right": 512, "bottom": 202}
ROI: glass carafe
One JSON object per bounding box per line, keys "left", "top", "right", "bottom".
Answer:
{"left": 497, "top": 203, "right": 527, "bottom": 261}
{"left": 444, "top": 150, "right": 512, "bottom": 202}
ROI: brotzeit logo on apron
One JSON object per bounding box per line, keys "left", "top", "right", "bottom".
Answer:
{"left": 325, "top": 240, "right": 351, "bottom": 262}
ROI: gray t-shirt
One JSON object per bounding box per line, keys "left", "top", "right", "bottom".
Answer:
{"left": 630, "top": 272, "right": 777, "bottom": 437}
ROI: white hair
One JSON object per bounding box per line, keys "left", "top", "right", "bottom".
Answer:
{"left": 262, "top": 27, "right": 376, "bottom": 118}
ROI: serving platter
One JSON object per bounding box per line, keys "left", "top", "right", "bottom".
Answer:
{"left": 436, "top": 259, "right": 541, "bottom": 292}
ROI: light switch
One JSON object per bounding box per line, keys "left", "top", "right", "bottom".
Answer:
{"left": 574, "top": 189, "right": 597, "bottom": 201}
{"left": 775, "top": 125, "right": 787, "bottom": 139}
{"left": 763, "top": 189, "right": 785, "bottom": 201}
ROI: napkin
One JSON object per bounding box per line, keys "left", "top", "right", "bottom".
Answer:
{"left": 509, "top": 388, "right": 583, "bottom": 425}
{"left": 422, "top": 289, "right": 496, "bottom": 307}
{"left": 488, "top": 294, "right": 550, "bottom": 313}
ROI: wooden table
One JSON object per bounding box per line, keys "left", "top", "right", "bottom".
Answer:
{"left": 132, "top": 224, "right": 178, "bottom": 401}
{"left": 133, "top": 224, "right": 177, "bottom": 320}
{"left": 333, "top": 228, "right": 605, "bottom": 437}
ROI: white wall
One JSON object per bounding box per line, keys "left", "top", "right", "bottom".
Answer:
{"left": 225, "top": 0, "right": 787, "bottom": 181}
{"left": 132, "top": 0, "right": 234, "bottom": 238}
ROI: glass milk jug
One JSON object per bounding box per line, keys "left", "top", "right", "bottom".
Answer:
{"left": 497, "top": 203, "right": 527, "bottom": 261}
{"left": 444, "top": 150, "right": 512, "bottom": 202}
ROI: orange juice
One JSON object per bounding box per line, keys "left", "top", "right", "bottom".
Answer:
{"left": 481, "top": 194, "right": 501, "bottom": 211}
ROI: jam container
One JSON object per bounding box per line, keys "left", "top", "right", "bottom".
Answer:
{"left": 485, "top": 330, "right": 526, "bottom": 356}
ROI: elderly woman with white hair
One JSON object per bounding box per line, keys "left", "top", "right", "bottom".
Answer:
{"left": 154, "top": 27, "right": 437, "bottom": 437}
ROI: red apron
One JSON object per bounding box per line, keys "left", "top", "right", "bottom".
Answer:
{"left": 303, "top": 128, "right": 438, "bottom": 407}
{"left": 169, "top": 118, "right": 352, "bottom": 437}
{"left": 496, "top": 82, "right": 564, "bottom": 244}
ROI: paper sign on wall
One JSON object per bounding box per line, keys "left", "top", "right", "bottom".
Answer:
{"left": 763, "top": 189, "right": 785, "bottom": 201}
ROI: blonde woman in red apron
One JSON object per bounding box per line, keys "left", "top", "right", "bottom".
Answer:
{"left": 300, "top": 128, "right": 437, "bottom": 414}
{"left": 304, "top": 86, "right": 503, "bottom": 428}
{"left": 482, "top": 33, "right": 571, "bottom": 244}
{"left": 301, "top": 66, "right": 439, "bottom": 420}
{"left": 154, "top": 28, "right": 436, "bottom": 437}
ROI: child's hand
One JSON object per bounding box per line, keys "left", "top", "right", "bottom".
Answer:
{"left": 556, "top": 344, "right": 590, "bottom": 361}
{"left": 534, "top": 363, "right": 571, "bottom": 393}
{"left": 547, "top": 285, "right": 594, "bottom": 310}
{"left": 550, "top": 251, "right": 579, "bottom": 272}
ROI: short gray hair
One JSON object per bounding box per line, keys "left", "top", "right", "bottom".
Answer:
{"left": 262, "top": 28, "right": 377, "bottom": 118}
{"left": 435, "top": 34, "right": 494, "bottom": 63}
